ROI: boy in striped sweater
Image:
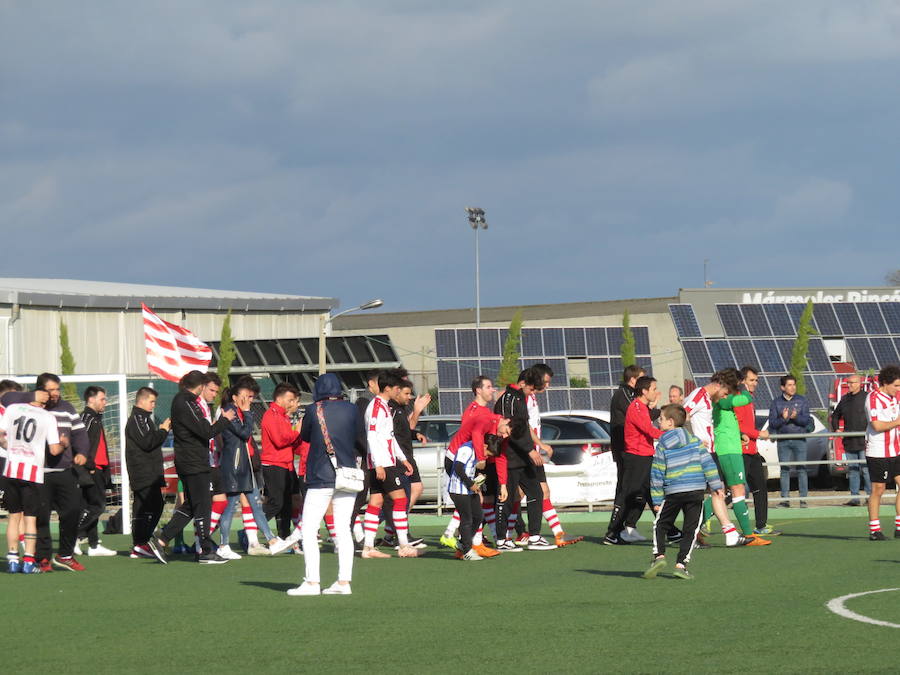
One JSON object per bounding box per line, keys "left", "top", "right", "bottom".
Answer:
{"left": 643, "top": 404, "right": 723, "bottom": 580}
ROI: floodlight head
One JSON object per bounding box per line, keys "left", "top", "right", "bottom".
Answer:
{"left": 358, "top": 298, "right": 384, "bottom": 311}
{"left": 465, "top": 206, "right": 487, "bottom": 229}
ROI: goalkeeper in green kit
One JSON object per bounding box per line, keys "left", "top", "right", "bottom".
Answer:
{"left": 710, "top": 368, "right": 771, "bottom": 547}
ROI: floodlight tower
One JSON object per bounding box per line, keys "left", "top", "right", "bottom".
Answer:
{"left": 465, "top": 207, "right": 487, "bottom": 359}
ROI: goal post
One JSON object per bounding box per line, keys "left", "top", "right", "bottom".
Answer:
{"left": 11, "top": 374, "right": 132, "bottom": 535}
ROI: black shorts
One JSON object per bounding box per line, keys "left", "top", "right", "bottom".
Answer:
{"left": 866, "top": 456, "right": 900, "bottom": 484}
{"left": 4, "top": 478, "right": 42, "bottom": 516}
{"left": 407, "top": 457, "right": 422, "bottom": 485}
{"left": 210, "top": 466, "right": 222, "bottom": 494}
{"left": 482, "top": 463, "right": 499, "bottom": 498}
{"left": 369, "top": 465, "right": 405, "bottom": 495}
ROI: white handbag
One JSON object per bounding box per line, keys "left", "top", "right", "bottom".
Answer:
{"left": 316, "top": 402, "right": 364, "bottom": 493}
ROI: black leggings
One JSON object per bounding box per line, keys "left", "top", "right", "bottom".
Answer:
{"left": 132, "top": 484, "right": 164, "bottom": 547}
{"left": 450, "top": 493, "right": 483, "bottom": 553}
{"left": 652, "top": 490, "right": 704, "bottom": 565}
{"left": 161, "top": 472, "right": 215, "bottom": 554}
{"left": 743, "top": 453, "right": 768, "bottom": 529}
{"left": 496, "top": 465, "right": 542, "bottom": 538}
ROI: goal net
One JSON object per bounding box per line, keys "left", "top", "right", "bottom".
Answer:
{"left": 10, "top": 374, "right": 133, "bottom": 535}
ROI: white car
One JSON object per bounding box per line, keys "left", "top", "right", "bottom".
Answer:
{"left": 754, "top": 414, "right": 830, "bottom": 481}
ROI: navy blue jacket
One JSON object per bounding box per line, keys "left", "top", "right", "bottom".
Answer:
{"left": 300, "top": 374, "right": 366, "bottom": 490}
{"left": 768, "top": 393, "right": 812, "bottom": 437}
{"left": 218, "top": 403, "right": 256, "bottom": 494}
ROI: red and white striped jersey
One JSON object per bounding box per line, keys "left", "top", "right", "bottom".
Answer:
{"left": 865, "top": 390, "right": 900, "bottom": 458}
{"left": 0, "top": 403, "right": 60, "bottom": 484}
{"left": 365, "top": 395, "right": 405, "bottom": 469}
{"left": 684, "top": 386, "right": 715, "bottom": 452}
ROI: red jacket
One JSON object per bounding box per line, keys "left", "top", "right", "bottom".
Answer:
{"left": 735, "top": 391, "right": 759, "bottom": 455}
{"left": 624, "top": 399, "right": 662, "bottom": 456}
{"left": 261, "top": 403, "right": 302, "bottom": 470}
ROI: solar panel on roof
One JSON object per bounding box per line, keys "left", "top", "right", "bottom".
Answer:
{"left": 456, "top": 329, "right": 478, "bottom": 357}
{"left": 479, "top": 359, "right": 501, "bottom": 381}
{"left": 786, "top": 303, "right": 817, "bottom": 333}
{"left": 833, "top": 304, "right": 865, "bottom": 335}
{"left": 564, "top": 328, "right": 587, "bottom": 356}
{"left": 856, "top": 303, "right": 889, "bottom": 335}
{"left": 880, "top": 303, "right": 900, "bottom": 333}
{"left": 812, "top": 304, "right": 842, "bottom": 336}
{"left": 895, "top": 337, "right": 900, "bottom": 361}
{"left": 805, "top": 338, "right": 834, "bottom": 372}
{"left": 707, "top": 340, "right": 736, "bottom": 371}
{"left": 717, "top": 304, "right": 749, "bottom": 337}
{"left": 764, "top": 375, "right": 783, "bottom": 404}
{"left": 683, "top": 341, "right": 713, "bottom": 375}
{"left": 542, "top": 328, "right": 565, "bottom": 356}
{"left": 439, "top": 391, "right": 462, "bottom": 416}
{"left": 521, "top": 328, "right": 543, "bottom": 357}
{"left": 870, "top": 337, "right": 899, "bottom": 367}
{"left": 740, "top": 305, "right": 772, "bottom": 336}
{"left": 728, "top": 339, "right": 760, "bottom": 371}
{"left": 803, "top": 378, "right": 823, "bottom": 409}
{"left": 637, "top": 356, "right": 652, "bottom": 377}
{"left": 535, "top": 390, "right": 550, "bottom": 410}
{"left": 751, "top": 378, "right": 773, "bottom": 410}
{"left": 545, "top": 358, "right": 567, "bottom": 379}
{"left": 478, "top": 329, "right": 501, "bottom": 357}
{"left": 435, "top": 329, "right": 457, "bottom": 358}
{"left": 588, "top": 358, "right": 610, "bottom": 387}
{"left": 606, "top": 327, "right": 624, "bottom": 356}
{"left": 457, "top": 360, "right": 480, "bottom": 381}
{"left": 585, "top": 327, "right": 607, "bottom": 355}
{"left": 609, "top": 357, "right": 623, "bottom": 383}
{"left": 753, "top": 340, "right": 785, "bottom": 373}
{"left": 570, "top": 389, "right": 592, "bottom": 409}
{"left": 813, "top": 374, "right": 837, "bottom": 406}
{"left": 846, "top": 338, "right": 878, "bottom": 370}
{"left": 763, "top": 304, "right": 796, "bottom": 337}
{"left": 548, "top": 389, "right": 570, "bottom": 410}
{"left": 591, "top": 388, "right": 613, "bottom": 410}
{"left": 437, "top": 360, "right": 460, "bottom": 388}
{"left": 633, "top": 327, "right": 651, "bottom": 354}
{"left": 775, "top": 339, "right": 794, "bottom": 370}
{"left": 669, "top": 304, "right": 702, "bottom": 338}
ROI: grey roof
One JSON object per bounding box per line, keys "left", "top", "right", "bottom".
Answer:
{"left": 0, "top": 278, "right": 336, "bottom": 312}
{"left": 334, "top": 296, "right": 677, "bottom": 330}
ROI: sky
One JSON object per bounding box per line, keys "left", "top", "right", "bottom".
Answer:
{"left": 2, "top": 1, "right": 900, "bottom": 313}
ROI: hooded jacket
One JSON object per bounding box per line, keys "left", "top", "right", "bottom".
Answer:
{"left": 300, "top": 374, "right": 366, "bottom": 490}
{"left": 218, "top": 403, "right": 257, "bottom": 493}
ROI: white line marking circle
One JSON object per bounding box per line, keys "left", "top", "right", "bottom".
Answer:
{"left": 826, "top": 588, "right": 900, "bottom": 628}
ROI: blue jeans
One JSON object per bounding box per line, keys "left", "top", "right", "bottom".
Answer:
{"left": 778, "top": 439, "right": 808, "bottom": 498}
{"left": 219, "top": 487, "right": 276, "bottom": 546}
{"left": 842, "top": 449, "right": 871, "bottom": 497}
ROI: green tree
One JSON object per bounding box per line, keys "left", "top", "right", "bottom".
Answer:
{"left": 498, "top": 310, "right": 523, "bottom": 387}
{"left": 789, "top": 299, "right": 817, "bottom": 396}
{"left": 620, "top": 309, "right": 636, "bottom": 367}
{"left": 428, "top": 385, "right": 440, "bottom": 415}
{"left": 216, "top": 310, "right": 236, "bottom": 405}
{"left": 59, "top": 320, "right": 79, "bottom": 404}
{"left": 569, "top": 376, "right": 589, "bottom": 388}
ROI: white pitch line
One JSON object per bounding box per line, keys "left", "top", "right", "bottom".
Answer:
{"left": 826, "top": 588, "right": 900, "bottom": 628}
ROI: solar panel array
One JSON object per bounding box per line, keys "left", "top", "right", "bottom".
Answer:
{"left": 435, "top": 326, "right": 652, "bottom": 415}
{"left": 671, "top": 301, "right": 900, "bottom": 410}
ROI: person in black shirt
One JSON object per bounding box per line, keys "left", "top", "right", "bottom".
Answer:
{"left": 832, "top": 375, "right": 871, "bottom": 506}
{"left": 125, "top": 387, "right": 170, "bottom": 562}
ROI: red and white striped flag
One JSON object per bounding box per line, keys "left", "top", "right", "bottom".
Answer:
{"left": 142, "top": 303, "right": 212, "bottom": 382}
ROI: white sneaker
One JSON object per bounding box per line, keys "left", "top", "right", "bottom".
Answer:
{"left": 621, "top": 527, "right": 648, "bottom": 543}
{"left": 286, "top": 582, "right": 320, "bottom": 596}
{"left": 217, "top": 545, "right": 242, "bottom": 560}
{"left": 322, "top": 581, "right": 352, "bottom": 595}
{"left": 269, "top": 530, "right": 301, "bottom": 555}
{"left": 291, "top": 543, "right": 304, "bottom": 556}
{"left": 462, "top": 549, "right": 484, "bottom": 561}
{"left": 526, "top": 536, "right": 557, "bottom": 551}
{"left": 87, "top": 544, "right": 117, "bottom": 557}
{"left": 73, "top": 543, "right": 84, "bottom": 556}
{"left": 247, "top": 543, "right": 270, "bottom": 556}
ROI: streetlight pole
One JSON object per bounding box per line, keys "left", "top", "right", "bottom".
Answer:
{"left": 465, "top": 207, "right": 487, "bottom": 359}
{"left": 318, "top": 298, "right": 384, "bottom": 374}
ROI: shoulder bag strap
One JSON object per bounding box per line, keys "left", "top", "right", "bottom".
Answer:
{"left": 315, "top": 402, "right": 341, "bottom": 469}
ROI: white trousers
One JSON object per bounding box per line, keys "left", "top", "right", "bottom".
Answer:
{"left": 302, "top": 488, "right": 356, "bottom": 584}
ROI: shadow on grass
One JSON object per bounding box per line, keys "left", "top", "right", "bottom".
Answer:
{"left": 240, "top": 581, "right": 296, "bottom": 593}
{"left": 779, "top": 532, "right": 865, "bottom": 541}
{"left": 875, "top": 559, "right": 900, "bottom": 564}
{"left": 575, "top": 568, "right": 645, "bottom": 579}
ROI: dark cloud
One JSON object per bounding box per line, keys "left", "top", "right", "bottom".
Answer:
{"left": 2, "top": 1, "right": 899, "bottom": 312}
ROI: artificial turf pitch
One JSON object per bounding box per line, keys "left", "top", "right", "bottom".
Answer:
{"left": 3, "top": 508, "right": 900, "bottom": 674}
